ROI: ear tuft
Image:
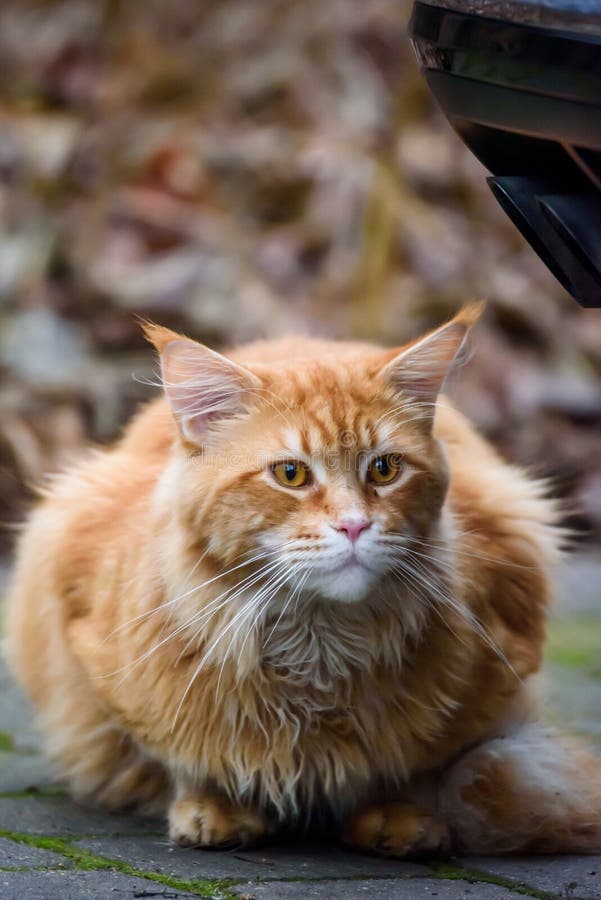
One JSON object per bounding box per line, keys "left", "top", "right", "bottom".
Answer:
{"left": 449, "top": 300, "right": 486, "bottom": 332}
{"left": 141, "top": 321, "right": 186, "bottom": 354}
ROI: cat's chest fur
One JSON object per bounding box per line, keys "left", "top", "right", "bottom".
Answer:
{"left": 261, "top": 601, "right": 406, "bottom": 692}
{"left": 166, "top": 593, "right": 459, "bottom": 817}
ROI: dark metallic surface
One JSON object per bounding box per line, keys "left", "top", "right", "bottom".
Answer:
{"left": 418, "top": 0, "right": 601, "bottom": 34}
{"left": 489, "top": 177, "right": 601, "bottom": 305}
{"left": 409, "top": 0, "right": 601, "bottom": 305}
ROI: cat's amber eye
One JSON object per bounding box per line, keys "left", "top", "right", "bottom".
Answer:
{"left": 271, "top": 460, "right": 311, "bottom": 489}
{"left": 366, "top": 453, "right": 403, "bottom": 485}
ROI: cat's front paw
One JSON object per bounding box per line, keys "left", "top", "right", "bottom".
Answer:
{"left": 343, "top": 801, "right": 450, "bottom": 858}
{"left": 168, "top": 796, "right": 270, "bottom": 849}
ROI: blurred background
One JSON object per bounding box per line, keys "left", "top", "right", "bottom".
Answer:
{"left": 0, "top": 1, "right": 599, "bottom": 736}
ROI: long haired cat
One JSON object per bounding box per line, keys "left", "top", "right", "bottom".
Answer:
{"left": 6, "top": 305, "right": 601, "bottom": 856}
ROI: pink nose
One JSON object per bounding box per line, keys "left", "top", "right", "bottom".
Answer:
{"left": 333, "top": 518, "right": 371, "bottom": 544}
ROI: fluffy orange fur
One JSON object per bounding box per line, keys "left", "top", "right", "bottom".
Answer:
{"left": 6, "top": 306, "right": 601, "bottom": 856}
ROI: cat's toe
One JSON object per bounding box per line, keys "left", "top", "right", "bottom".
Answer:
{"left": 343, "top": 801, "right": 450, "bottom": 858}
{"left": 404, "top": 815, "right": 450, "bottom": 856}
{"left": 168, "top": 797, "right": 269, "bottom": 849}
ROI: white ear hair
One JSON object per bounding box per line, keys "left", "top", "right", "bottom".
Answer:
{"left": 160, "top": 339, "right": 260, "bottom": 445}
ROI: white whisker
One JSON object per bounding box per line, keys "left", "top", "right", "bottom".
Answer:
{"left": 172, "top": 562, "right": 292, "bottom": 728}
{"left": 389, "top": 548, "right": 522, "bottom": 684}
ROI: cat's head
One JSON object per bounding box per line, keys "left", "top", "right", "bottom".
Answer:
{"left": 146, "top": 305, "right": 482, "bottom": 605}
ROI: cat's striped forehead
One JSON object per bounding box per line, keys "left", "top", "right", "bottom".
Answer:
{"left": 262, "top": 364, "right": 406, "bottom": 456}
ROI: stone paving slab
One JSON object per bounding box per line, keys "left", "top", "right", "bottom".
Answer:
{"left": 75, "top": 834, "right": 430, "bottom": 881}
{"left": 0, "top": 753, "right": 57, "bottom": 795}
{"left": 0, "top": 795, "right": 162, "bottom": 837}
{"left": 0, "top": 836, "right": 73, "bottom": 870}
{"left": 553, "top": 556, "right": 601, "bottom": 618}
{"left": 545, "top": 665, "right": 601, "bottom": 748}
{"left": 232, "top": 878, "right": 527, "bottom": 898}
{"left": 463, "top": 855, "right": 601, "bottom": 900}
{"left": 0, "top": 869, "right": 200, "bottom": 899}
{"left": 0, "top": 664, "right": 43, "bottom": 754}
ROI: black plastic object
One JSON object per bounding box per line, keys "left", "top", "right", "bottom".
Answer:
{"left": 408, "top": 0, "right": 601, "bottom": 307}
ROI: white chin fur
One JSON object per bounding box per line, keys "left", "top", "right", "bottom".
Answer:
{"left": 302, "top": 564, "right": 376, "bottom": 603}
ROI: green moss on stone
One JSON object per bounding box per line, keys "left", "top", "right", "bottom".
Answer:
{"left": 547, "top": 618, "right": 601, "bottom": 679}
{"left": 0, "top": 732, "right": 15, "bottom": 752}
{"left": 0, "top": 830, "right": 237, "bottom": 898}
{"left": 432, "top": 861, "right": 561, "bottom": 900}
{"left": 0, "top": 786, "right": 69, "bottom": 799}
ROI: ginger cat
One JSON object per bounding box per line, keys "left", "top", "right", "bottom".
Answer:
{"left": 6, "top": 306, "right": 601, "bottom": 856}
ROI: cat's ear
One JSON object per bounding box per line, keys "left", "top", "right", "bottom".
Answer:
{"left": 379, "top": 302, "right": 484, "bottom": 416}
{"left": 143, "top": 323, "right": 260, "bottom": 446}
